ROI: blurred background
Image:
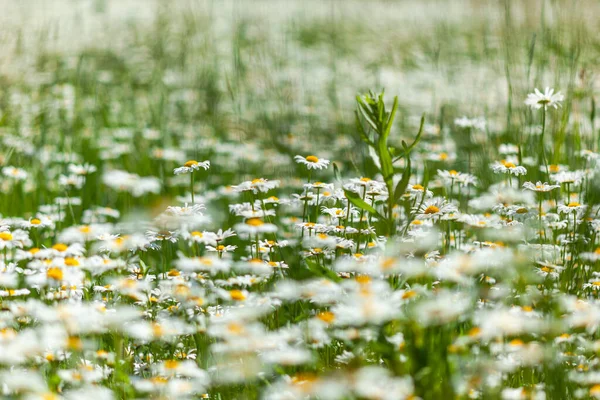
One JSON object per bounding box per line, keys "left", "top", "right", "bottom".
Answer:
{"left": 0, "top": 0, "right": 597, "bottom": 212}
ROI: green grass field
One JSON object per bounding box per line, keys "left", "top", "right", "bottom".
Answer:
{"left": 1, "top": 1, "right": 600, "bottom": 399}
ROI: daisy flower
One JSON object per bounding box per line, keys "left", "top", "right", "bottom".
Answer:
{"left": 294, "top": 155, "right": 330, "bottom": 170}
{"left": 2, "top": 166, "right": 27, "bottom": 181}
{"left": 454, "top": 116, "right": 486, "bottom": 130}
{"left": 234, "top": 218, "right": 278, "bottom": 235}
{"left": 524, "top": 87, "right": 564, "bottom": 110}
{"left": 522, "top": 181, "right": 560, "bottom": 192}
{"left": 173, "top": 160, "right": 210, "bottom": 175}
{"left": 415, "top": 198, "right": 458, "bottom": 220}
{"left": 557, "top": 202, "right": 586, "bottom": 214}
{"left": 491, "top": 160, "right": 527, "bottom": 176}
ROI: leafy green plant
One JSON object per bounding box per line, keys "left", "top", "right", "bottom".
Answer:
{"left": 350, "top": 91, "right": 424, "bottom": 235}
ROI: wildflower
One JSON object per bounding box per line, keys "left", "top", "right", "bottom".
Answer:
{"left": 173, "top": 160, "right": 210, "bottom": 175}
{"left": 232, "top": 178, "right": 280, "bottom": 194}
{"left": 557, "top": 202, "right": 586, "bottom": 214}
{"left": 522, "top": 181, "right": 560, "bottom": 192}
{"left": 415, "top": 199, "right": 458, "bottom": 220}
{"left": 454, "top": 116, "right": 486, "bottom": 130}
{"left": 68, "top": 163, "right": 97, "bottom": 175}
{"left": 294, "top": 155, "right": 330, "bottom": 170}
{"left": 491, "top": 160, "right": 527, "bottom": 176}
{"left": 234, "top": 218, "right": 278, "bottom": 235}
{"left": 2, "top": 166, "right": 27, "bottom": 181}
{"left": 525, "top": 87, "right": 564, "bottom": 110}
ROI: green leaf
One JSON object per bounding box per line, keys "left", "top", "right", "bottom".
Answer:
{"left": 378, "top": 133, "right": 394, "bottom": 187}
{"left": 305, "top": 259, "right": 342, "bottom": 283}
{"left": 333, "top": 162, "right": 342, "bottom": 183}
{"left": 356, "top": 96, "right": 378, "bottom": 132}
{"left": 394, "top": 155, "right": 411, "bottom": 204}
{"left": 344, "top": 189, "right": 386, "bottom": 221}
{"left": 355, "top": 111, "right": 374, "bottom": 146}
{"left": 392, "top": 114, "right": 425, "bottom": 162}
{"left": 382, "top": 96, "right": 399, "bottom": 141}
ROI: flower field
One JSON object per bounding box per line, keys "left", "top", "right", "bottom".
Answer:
{"left": 2, "top": 1, "right": 600, "bottom": 399}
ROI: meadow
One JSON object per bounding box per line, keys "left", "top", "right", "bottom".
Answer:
{"left": 2, "top": 0, "right": 600, "bottom": 399}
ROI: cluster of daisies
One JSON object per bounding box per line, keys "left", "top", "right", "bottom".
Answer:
{"left": 4, "top": 84, "right": 600, "bottom": 400}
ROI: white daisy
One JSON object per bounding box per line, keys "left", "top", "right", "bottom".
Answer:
{"left": 173, "top": 160, "right": 210, "bottom": 175}
{"left": 525, "top": 87, "right": 564, "bottom": 110}
{"left": 294, "top": 155, "right": 330, "bottom": 170}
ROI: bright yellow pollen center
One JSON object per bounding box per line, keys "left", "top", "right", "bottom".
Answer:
{"left": 412, "top": 184, "right": 424, "bottom": 190}
{"left": 229, "top": 290, "right": 246, "bottom": 301}
{"left": 449, "top": 170, "right": 458, "bottom": 176}
{"left": 31, "top": 218, "right": 42, "bottom": 225}
{"left": 305, "top": 155, "right": 319, "bottom": 163}
{"left": 184, "top": 160, "right": 198, "bottom": 167}
{"left": 47, "top": 267, "right": 64, "bottom": 281}
{"left": 246, "top": 218, "right": 264, "bottom": 226}
{"left": 0, "top": 232, "right": 13, "bottom": 241}
{"left": 424, "top": 205, "right": 440, "bottom": 214}
{"left": 52, "top": 243, "right": 68, "bottom": 252}
{"left": 316, "top": 311, "right": 335, "bottom": 324}
{"left": 64, "top": 257, "right": 79, "bottom": 266}
{"left": 568, "top": 202, "right": 580, "bottom": 207}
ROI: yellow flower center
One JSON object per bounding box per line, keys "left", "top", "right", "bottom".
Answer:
{"left": 549, "top": 164, "right": 560, "bottom": 173}
{"left": 191, "top": 231, "right": 203, "bottom": 237}
{"left": 229, "top": 290, "right": 246, "bottom": 301}
{"left": 79, "top": 225, "right": 91, "bottom": 233}
{"left": 47, "top": 267, "right": 64, "bottom": 281}
{"left": 227, "top": 322, "right": 244, "bottom": 334}
{"left": 184, "top": 160, "right": 198, "bottom": 167}
{"left": 64, "top": 257, "right": 79, "bottom": 266}
{"left": 316, "top": 311, "right": 335, "bottom": 324}
{"left": 449, "top": 170, "right": 458, "bottom": 176}
{"left": 412, "top": 184, "right": 424, "bottom": 190}
{"left": 468, "top": 327, "right": 481, "bottom": 337}
{"left": 164, "top": 360, "right": 179, "bottom": 370}
{"left": 31, "top": 218, "right": 42, "bottom": 225}
{"left": 216, "top": 245, "right": 225, "bottom": 251}
{"left": 0, "top": 232, "right": 12, "bottom": 241}
{"left": 439, "top": 152, "right": 448, "bottom": 160}
{"left": 305, "top": 155, "right": 319, "bottom": 163}
{"left": 424, "top": 205, "right": 440, "bottom": 214}
{"left": 246, "top": 218, "right": 264, "bottom": 227}
{"left": 67, "top": 336, "right": 83, "bottom": 350}
{"left": 52, "top": 243, "right": 68, "bottom": 252}
{"left": 568, "top": 202, "right": 580, "bottom": 207}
